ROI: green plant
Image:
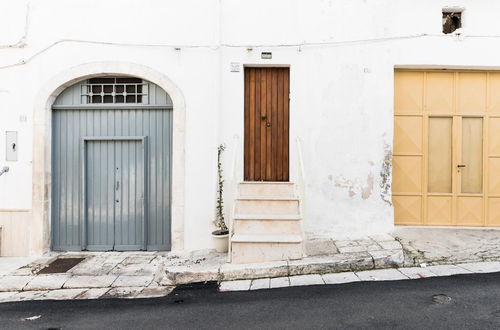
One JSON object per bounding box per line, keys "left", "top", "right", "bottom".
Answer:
{"left": 213, "top": 144, "right": 228, "bottom": 235}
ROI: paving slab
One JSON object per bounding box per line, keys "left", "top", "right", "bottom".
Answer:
{"left": 322, "top": 272, "right": 360, "bottom": 284}
{"left": 122, "top": 256, "right": 156, "bottom": 265}
{"left": 70, "top": 262, "right": 118, "bottom": 276}
{"left": 288, "top": 253, "right": 373, "bottom": 276}
{"left": 337, "top": 245, "right": 370, "bottom": 253}
{"left": 75, "top": 288, "right": 110, "bottom": 300}
{"left": 457, "top": 262, "right": 500, "bottom": 273}
{"left": 41, "top": 288, "right": 86, "bottom": 300}
{"left": 289, "top": 274, "right": 324, "bottom": 286}
{"left": 102, "top": 286, "right": 143, "bottom": 299}
{"left": 24, "top": 274, "right": 70, "bottom": 291}
{"left": 305, "top": 238, "right": 338, "bottom": 256}
{"left": 377, "top": 240, "right": 403, "bottom": 250}
{"left": 370, "top": 234, "right": 396, "bottom": 242}
{"left": 109, "top": 263, "right": 159, "bottom": 276}
{"left": 0, "top": 291, "right": 18, "bottom": 302}
{"left": 270, "top": 277, "right": 290, "bottom": 288}
{"left": 394, "top": 228, "right": 500, "bottom": 265}
{"left": 219, "top": 280, "right": 251, "bottom": 292}
{"left": 0, "top": 276, "right": 34, "bottom": 292}
{"left": 63, "top": 275, "right": 117, "bottom": 289}
{"left": 0, "top": 257, "right": 37, "bottom": 276}
{"left": 425, "top": 264, "right": 473, "bottom": 277}
{"left": 356, "top": 269, "right": 409, "bottom": 281}
{"left": 8, "top": 290, "right": 48, "bottom": 302}
{"left": 111, "top": 275, "right": 154, "bottom": 287}
{"left": 369, "top": 249, "right": 405, "bottom": 268}
{"left": 136, "top": 286, "right": 175, "bottom": 298}
{"left": 250, "top": 278, "right": 270, "bottom": 290}
{"left": 398, "top": 267, "right": 437, "bottom": 279}
{"left": 220, "top": 261, "right": 288, "bottom": 281}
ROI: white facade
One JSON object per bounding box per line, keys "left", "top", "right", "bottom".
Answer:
{"left": 0, "top": 0, "right": 498, "bottom": 256}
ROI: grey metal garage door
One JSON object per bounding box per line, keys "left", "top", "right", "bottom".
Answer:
{"left": 51, "top": 77, "right": 172, "bottom": 251}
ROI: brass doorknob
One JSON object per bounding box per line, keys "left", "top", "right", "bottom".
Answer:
{"left": 261, "top": 114, "right": 267, "bottom": 120}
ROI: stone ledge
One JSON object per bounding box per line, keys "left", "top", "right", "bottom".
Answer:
{"left": 161, "top": 250, "right": 405, "bottom": 285}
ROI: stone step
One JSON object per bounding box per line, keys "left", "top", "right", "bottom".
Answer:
{"left": 235, "top": 198, "right": 300, "bottom": 215}
{"left": 239, "top": 182, "right": 296, "bottom": 198}
{"left": 231, "top": 239, "right": 303, "bottom": 264}
{"left": 234, "top": 214, "right": 302, "bottom": 221}
{"left": 233, "top": 219, "right": 302, "bottom": 235}
{"left": 232, "top": 234, "right": 302, "bottom": 243}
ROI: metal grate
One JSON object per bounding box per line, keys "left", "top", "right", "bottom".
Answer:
{"left": 37, "top": 257, "right": 85, "bottom": 274}
{"left": 81, "top": 77, "right": 148, "bottom": 104}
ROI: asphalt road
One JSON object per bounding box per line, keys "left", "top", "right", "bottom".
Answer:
{"left": 1, "top": 272, "right": 500, "bottom": 330}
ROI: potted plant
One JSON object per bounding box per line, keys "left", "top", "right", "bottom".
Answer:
{"left": 212, "top": 144, "right": 229, "bottom": 253}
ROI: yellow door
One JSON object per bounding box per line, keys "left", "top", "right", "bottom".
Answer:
{"left": 393, "top": 70, "right": 500, "bottom": 226}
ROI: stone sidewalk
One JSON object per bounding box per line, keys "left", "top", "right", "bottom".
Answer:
{"left": 0, "top": 228, "right": 499, "bottom": 303}
{"left": 219, "top": 261, "right": 500, "bottom": 291}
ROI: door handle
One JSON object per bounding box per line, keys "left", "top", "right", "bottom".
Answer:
{"left": 457, "top": 164, "right": 466, "bottom": 168}
{"left": 116, "top": 181, "right": 120, "bottom": 190}
{"left": 261, "top": 114, "right": 267, "bottom": 120}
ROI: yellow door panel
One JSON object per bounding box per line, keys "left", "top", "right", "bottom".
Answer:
{"left": 461, "top": 118, "right": 483, "bottom": 194}
{"left": 394, "top": 70, "right": 497, "bottom": 227}
{"left": 488, "top": 198, "right": 500, "bottom": 225}
{"left": 428, "top": 117, "right": 452, "bottom": 193}
{"left": 457, "top": 72, "right": 487, "bottom": 114}
{"left": 488, "top": 118, "right": 500, "bottom": 155}
{"left": 457, "top": 197, "right": 484, "bottom": 226}
{"left": 488, "top": 73, "right": 500, "bottom": 114}
{"left": 426, "top": 72, "right": 454, "bottom": 114}
{"left": 488, "top": 158, "right": 500, "bottom": 195}
{"left": 394, "top": 71, "right": 424, "bottom": 114}
{"left": 427, "top": 196, "right": 453, "bottom": 225}
{"left": 394, "top": 196, "right": 422, "bottom": 225}
{"left": 394, "top": 116, "right": 422, "bottom": 154}
{"left": 392, "top": 156, "right": 422, "bottom": 193}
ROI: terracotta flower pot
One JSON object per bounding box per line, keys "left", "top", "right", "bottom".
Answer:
{"left": 212, "top": 230, "right": 229, "bottom": 253}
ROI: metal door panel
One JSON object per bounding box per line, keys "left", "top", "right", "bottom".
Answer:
{"left": 114, "top": 139, "right": 146, "bottom": 250}
{"left": 85, "top": 141, "right": 115, "bottom": 250}
{"left": 52, "top": 108, "right": 171, "bottom": 251}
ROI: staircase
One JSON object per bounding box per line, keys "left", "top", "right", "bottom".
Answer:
{"left": 230, "top": 182, "right": 304, "bottom": 264}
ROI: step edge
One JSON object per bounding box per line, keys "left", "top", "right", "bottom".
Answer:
{"left": 231, "top": 234, "right": 303, "bottom": 243}
{"left": 234, "top": 215, "right": 302, "bottom": 221}
{"left": 236, "top": 196, "right": 300, "bottom": 201}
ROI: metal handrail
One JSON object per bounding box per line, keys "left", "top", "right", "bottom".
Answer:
{"left": 227, "top": 135, "right": 240, "bottom": 262}
{"left": 0, "top": 166, "right": 9, "bottom": 177}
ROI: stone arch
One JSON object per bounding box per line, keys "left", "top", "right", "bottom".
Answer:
{"left": 31, "top": 61, "right": 186, "bottom": 254}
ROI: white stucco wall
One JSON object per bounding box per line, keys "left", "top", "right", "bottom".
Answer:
{"left": 0, "top": 0, "right": 499, "bottom": 255}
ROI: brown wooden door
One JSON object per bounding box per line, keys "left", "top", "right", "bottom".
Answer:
{"left": 244, "top": 67, "right": 290, "bottom": 181}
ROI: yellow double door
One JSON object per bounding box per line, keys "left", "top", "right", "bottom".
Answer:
{"left": 394, "top": 70, "right": 500, "bottom": 226}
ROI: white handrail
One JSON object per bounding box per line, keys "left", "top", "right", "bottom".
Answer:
{"left": 295, "top": 137, "right": 307, "bottom": 256}
{"left": 227, "top": 134, "right": 240, "bottom": 262}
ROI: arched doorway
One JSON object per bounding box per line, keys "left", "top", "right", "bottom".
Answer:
{"left": 51, "top": 76, "right": 172, "bottom": 251}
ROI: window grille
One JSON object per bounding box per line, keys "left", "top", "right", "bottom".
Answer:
{"left": 81, "top": 77, "right": 148, "bottom": 104}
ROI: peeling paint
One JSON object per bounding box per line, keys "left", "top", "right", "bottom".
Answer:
{"left": 380, "top": 143, "right": 392, "bottom": 205}
{"left": 361, "top": 173, "right": 373, "bottom": 199}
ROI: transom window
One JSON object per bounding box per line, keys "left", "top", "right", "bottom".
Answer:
{"left": 81, "top": 77, "right": 148, "bottom": 104}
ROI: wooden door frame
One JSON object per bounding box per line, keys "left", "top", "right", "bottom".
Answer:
{"left": 243, "top": 66, "right": 291, "bottom": 182}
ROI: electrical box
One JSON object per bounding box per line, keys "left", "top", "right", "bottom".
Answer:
{"left": 6, "top": 131, "right": 17, "bottom": 161}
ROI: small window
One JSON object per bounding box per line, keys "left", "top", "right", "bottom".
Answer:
{"left": 81, "top": 77, "right": 147, "bottom": 104}
{"left": 442, "top": 9, "right": 462, "bottom": 34}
